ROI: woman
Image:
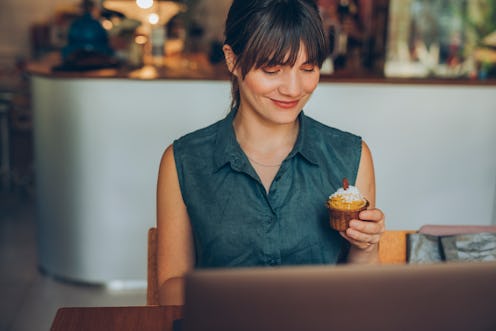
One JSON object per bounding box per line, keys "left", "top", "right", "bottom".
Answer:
{"left": 156, "top": 0, "right": 385, "bottom": 304}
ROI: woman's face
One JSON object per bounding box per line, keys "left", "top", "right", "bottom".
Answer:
{"left": 235, "top": 44, "right": 320, "bottom": 126}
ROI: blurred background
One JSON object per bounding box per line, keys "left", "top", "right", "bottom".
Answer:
{"left": 0, "top": 0, "right": 495, "bottom": 330}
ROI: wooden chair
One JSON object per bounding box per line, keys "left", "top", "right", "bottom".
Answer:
{"left": 146, "top": 228, "right": 414, "bottom": 305}
{"left": 147, "top": 227, "right": 159, "bottom": 305}
{"left": 377, "top": 230, "right": 416, "bottom": 264}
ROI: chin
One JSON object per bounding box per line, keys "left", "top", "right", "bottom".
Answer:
{"left": 267, "top": 109, "right": 302, "bottom": 125}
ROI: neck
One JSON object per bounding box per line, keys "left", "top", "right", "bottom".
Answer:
{"left": 233, "top": 109, "right": 300, "bottom": 168}
{"left": 233, "top": 110, "right": 299, "bottom": 154}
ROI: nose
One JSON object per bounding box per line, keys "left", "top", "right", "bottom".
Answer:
{"left": 278, "top": 70, "right": 302, "bottom": 97}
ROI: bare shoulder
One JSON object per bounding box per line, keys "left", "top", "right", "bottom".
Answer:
{"left": 159, "top": 144, "right": 174, "bottom": 170}
{"left": 356, "top": 140, "right": 376, "bottom": 207}
{"left": 157, "top": 144, "right": 178, "bottom": 187}
{"left": 157, "top": 143, "right": 183, "bottom": 213}
{"left": 361, "top": 140, "right": 373, "bottom": 165}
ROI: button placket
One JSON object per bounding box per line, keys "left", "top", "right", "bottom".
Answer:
{"left": 263, "top": 211, "right": 281, "bottom": 266}
{"left": 269, "top": 162, "right": 288, "bottom": 201}
{"left": 268, "top": 259, "right": 278, "bottom": 266}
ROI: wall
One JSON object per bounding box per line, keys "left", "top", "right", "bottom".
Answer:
{"left": 308, "top": 83, "right": 496, "bottom": 229}
{"left": 0, "top": 0, "right": 76, "bottom": 61}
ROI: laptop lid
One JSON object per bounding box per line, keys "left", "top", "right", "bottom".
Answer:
{"left": 182, "top": 262, "right": 496, "bottom": 331}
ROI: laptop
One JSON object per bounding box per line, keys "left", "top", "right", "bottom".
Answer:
{"left": 182, "top": 261, "right": 496, "bottom": 331}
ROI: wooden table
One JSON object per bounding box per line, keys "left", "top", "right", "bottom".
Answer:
{"left": 50, "top": 305, "right": 183, "bottom": 331}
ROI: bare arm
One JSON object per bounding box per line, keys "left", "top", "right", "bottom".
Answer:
{"left": 342, "top": 140, "right": 385, "bottom": 264}
{"left": 156, "top": 145, "right": 194, "bottom": 304}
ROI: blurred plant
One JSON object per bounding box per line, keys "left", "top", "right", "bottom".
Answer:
{"left": 463, "top": 0, "right": 496, "bottom": 78}
{"left": 465, "top": 0, "right": 496, "bottom": 46}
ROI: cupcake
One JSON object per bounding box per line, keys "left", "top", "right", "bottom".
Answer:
{"left": 327, "top": 178, "right": 369, "bottom": 231}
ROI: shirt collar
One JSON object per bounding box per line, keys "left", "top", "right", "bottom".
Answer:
{"left": 213, "top": 110, "right": 320, "bottom": 172}
{"left": 290, "top": 112, "right": 320, "bottom": 166}
{"left": 213, "top": 109, "right": 245, "bottom": 171}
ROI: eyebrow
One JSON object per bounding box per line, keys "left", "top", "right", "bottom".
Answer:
{"left": 302, "top": 60, "right": 316, "bottom": 65}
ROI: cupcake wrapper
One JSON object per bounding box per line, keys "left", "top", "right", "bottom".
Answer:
{"left": 328, "top": 200, "right": 369, "bottom": 232}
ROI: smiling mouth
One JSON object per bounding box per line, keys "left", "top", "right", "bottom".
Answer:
{"left": 271, "top": 99, "right": 299, "bottom": 109}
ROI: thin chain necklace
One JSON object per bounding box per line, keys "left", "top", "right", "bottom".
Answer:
{"left": 246, "top": 156, "right": 282, "bottom": 167}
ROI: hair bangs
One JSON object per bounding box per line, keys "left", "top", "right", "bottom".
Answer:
{"left": 251, "top": 27, "right": 301, "bottom": 68}
{"left": 236, "top": 1, "right": 328, "bottom": 78}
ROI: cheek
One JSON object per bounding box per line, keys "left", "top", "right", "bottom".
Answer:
{"left": 302, "top": 74, "right": 320, "bottom": 93}
{"left": 243, "top": 76, "right": 277, "bottom": 96}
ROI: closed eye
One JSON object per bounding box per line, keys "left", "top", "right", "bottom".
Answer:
{"left": 301, "top": 64, "right": 316, "bottom": 72}
{"left": 262, "top": 65, "right": 281, "bottom": 75}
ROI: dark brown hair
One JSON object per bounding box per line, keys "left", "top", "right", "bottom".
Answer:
{"left": 224, "top": 0, "right": 328, "bottom": 110}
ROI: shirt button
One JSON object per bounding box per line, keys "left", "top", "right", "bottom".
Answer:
{"left": 268, "top": 216, "right": 276, "bottom": 225}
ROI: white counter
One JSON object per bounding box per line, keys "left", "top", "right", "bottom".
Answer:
{"left": 31, "top": 75, "right": 496, "bottom": 284}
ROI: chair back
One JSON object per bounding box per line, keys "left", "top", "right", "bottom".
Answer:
{"left": 147, "top": 227, "right": 159, "bottom": 305}
{"left": 378, "top": 230, "right": 415, "bottom": 264}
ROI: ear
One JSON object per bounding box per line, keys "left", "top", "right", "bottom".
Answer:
{"left": 223, "top": 44, "right": 238, "bottom": 76}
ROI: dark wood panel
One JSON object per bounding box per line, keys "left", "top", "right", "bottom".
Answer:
{"left": 50, "top": 306, "right": 183, "bottom": 331}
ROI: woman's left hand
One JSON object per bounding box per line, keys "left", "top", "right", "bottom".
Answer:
{"left": 340, "top": 208, "right": 385, "bottom": 251}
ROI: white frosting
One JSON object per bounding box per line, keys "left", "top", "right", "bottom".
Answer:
{"left": 329, "top": 185, "right": 364, "bottom": 202}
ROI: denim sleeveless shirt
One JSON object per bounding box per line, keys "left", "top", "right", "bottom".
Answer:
{"left": 173, "top": 110, "right": 362, "bottom": 268}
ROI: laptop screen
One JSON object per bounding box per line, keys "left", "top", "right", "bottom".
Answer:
{"left": 182, "top": 262, "right": 496, "bottom": 331}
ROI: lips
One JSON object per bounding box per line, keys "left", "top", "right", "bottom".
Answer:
{"left": 271, "top": 99, "right": 299, "bottom": 109}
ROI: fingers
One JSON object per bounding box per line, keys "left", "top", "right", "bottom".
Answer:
{"left": 349, "top": 219, "right": 384, "bottom": 237}
{"left": 339, "top": 231, "right": 375, "bottom": 250}
{"left": 343, "top": 208, "right": 386, "bottom": 250}
{"left": 345, "top": 226, "right": 381, "bottom": 245}
{"left": 358, "top": 209, "right": 385, "bottom": 223}
{"left": 355, "top": 208, "right": 385, "bottom": 233}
